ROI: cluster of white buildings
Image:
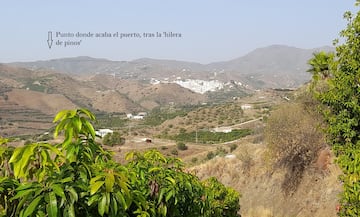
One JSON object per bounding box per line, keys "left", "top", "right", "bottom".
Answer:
{"left": 173, "top": 79, "right": 224, "bottom": 94}
{"left": 149, "top": 77, "right": 244, "bottom": 94}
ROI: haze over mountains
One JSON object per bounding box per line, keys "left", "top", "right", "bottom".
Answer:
{"left": 10, "top": 45, "right": 333, "bottom": 89}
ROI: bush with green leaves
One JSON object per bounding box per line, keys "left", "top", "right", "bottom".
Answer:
{"left": 215, "top": 147, "right": 228, "bottom": 157}
{"left": 207, "top": 151, "right": 215, "bottom": 160}
{"left": 102, "top": 132, "right": 125, "bottom": 146}
{"left": 176, "top": 142, "right": 187, "bottom": 151}
{"left": 0, "top": 108, "right": 241, "bottom": 217}
{"left": 203, "top": 177, "right": 240, "bottom": 217}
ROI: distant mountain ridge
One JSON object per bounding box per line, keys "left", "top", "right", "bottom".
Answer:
{"left": 8, "top": 45, "right": 334, "bottom": 89}
{"left": 0, "top": 45, "right": 334, "bottom": 136}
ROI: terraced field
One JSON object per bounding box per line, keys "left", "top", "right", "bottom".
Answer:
{"left": 0, "top": 100, "right": 53, "bottom": 137}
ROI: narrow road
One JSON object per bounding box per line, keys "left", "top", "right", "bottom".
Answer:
{"left": 227, "top": 118, "right": 262, "bottom": 129}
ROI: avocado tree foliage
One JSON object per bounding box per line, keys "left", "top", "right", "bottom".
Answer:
{"left": 0, "top": 108, "right": 241, "bottom": 217}
{"left": 308, "top": 1, "right": 360, "bottom": 216}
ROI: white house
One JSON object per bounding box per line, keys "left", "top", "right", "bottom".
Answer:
{"left": 241, "top": 104, "right": 252, "bottom": 110}
{"left": 132, "top": 115, "right": 144, "bottom": 120}
{"left": 212, "top": 127, "right": 232, "bottom": 133}
{"left": 96, "top": 129, "right": 113, "bottom": 138}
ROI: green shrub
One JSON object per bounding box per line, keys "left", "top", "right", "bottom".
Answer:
{"left": 176, "top": 142, "right": 188, "bottom": 151}
{"left": 102, "top": 131, "right": 125, "bottom": 146}
{"left": 215, "top": 147, "right": 228, "bottom": 157}
{"left": 203, "top": 177, "right": 241, "bottom": 217}
{"left": 207, "top": 151, "right": 215, "bottom": 160}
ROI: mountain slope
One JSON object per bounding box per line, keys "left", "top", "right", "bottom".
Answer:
{"left": 207, "top": 45, "right": 334, "bottom": 88}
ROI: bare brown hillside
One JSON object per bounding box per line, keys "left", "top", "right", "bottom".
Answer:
{"left": 139, "top": 83, "right": 206, "bottom": 107}
{"left": 77, "top": 88, "right": 140, "bottom": 113}
{"left": 6, "top": 89, "right": 77, "bottom": 114}
{"left": 87, "top": 74, "right": 207, "bottom": 110}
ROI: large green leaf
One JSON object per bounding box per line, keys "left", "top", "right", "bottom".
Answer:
{"left": 11, "top": 188, "right": 36, "bottom": 200}
{"left": 10, "top": 144, "right": 37, "bottom": 179}
{"left": 78, "top": 108, "right": 96, "bottom": 120}
{"left": 39, "top": 143, "right": 63, "bottom": 157}
{"left": 105, "top": 172, "right": 115, "bottom": 193}
{"left": 65, "top": 204, "right": 75, "bottom": 217}
{"left": 66, "top": 186, "right": 78, "bottom": 203}
{"left": 23, "top": 195, "right": 43, "bottom": 217}
{"left": 98, "top": 194, "right": 107, "bottom": 216}
{"left": 53, "top": 110, "right": 70, "bottom": 123}
{"left": 51, "top": 184, "right": 65, "bottom": 199}
{"left": 90, "top": 181, "right": 105, "bottom": 195}
{"left": 115, "top": 191, "right": 127, "bottom": 210}
{"left": 84, "top": 120, "right": 96, "bottom": 139}
{"left": 73, "top": 116, "right": 82, "bottom": 133}
{"left": 46, "top": 192, "right": 58, "bottom": 217}
{"left": 90, "top": 175, "right": 103, "bottom": 185}
{"left": 87, "top": 194, "right": 101, "bottom": 206}
{"left": 165, "top": 177, "right": 176, "bottom": 185}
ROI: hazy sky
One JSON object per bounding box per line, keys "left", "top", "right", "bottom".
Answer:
{"left": 1, "top": 1, "right": 357, "bottom": 63}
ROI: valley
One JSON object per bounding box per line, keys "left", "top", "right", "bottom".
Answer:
{"left": 0, "top": 45, "right": 342, "bottom": 216}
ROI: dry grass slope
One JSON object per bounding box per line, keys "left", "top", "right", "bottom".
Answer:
{"left": 191, "top": 142, "right": 342, "bottom": 217}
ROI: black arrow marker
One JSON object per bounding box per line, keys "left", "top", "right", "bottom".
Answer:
{"left": 47, "top": 31, "right": 53, "bottom": 49}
